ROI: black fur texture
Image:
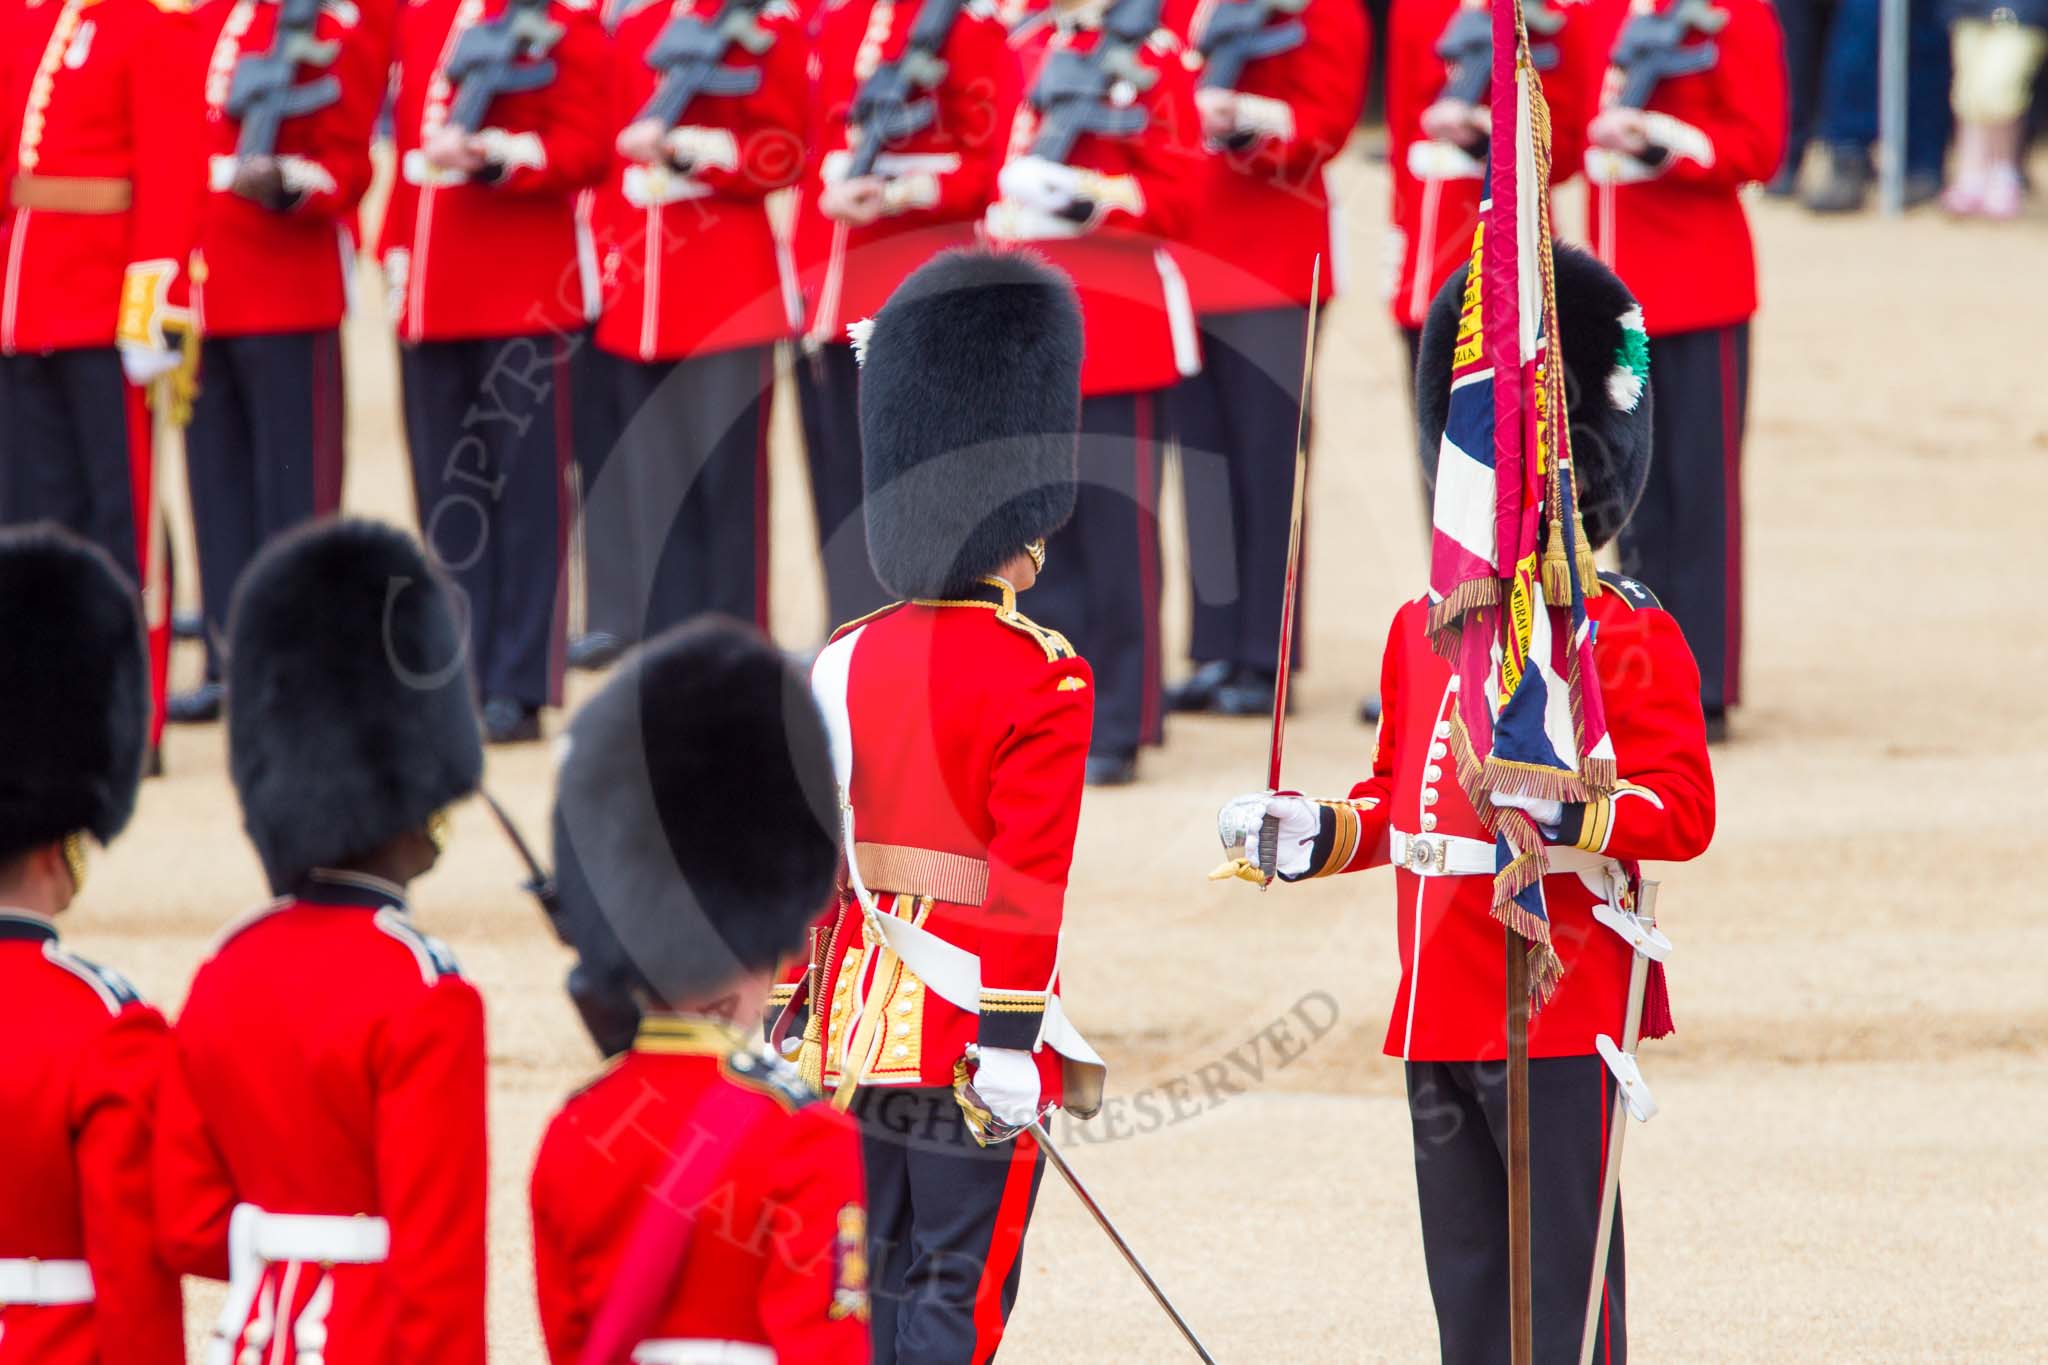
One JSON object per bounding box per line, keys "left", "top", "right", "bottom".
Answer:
{"left": 227, "top": 519, "right": 483, "bottom": 893}
{"left": 860, "top": 247, "right": 1083, "bottom": 599}
{"left": 552, "top": 617, "right": 839, "bottom": 1007}
{"left": 0, "top": 524, "right": 148, "bottom": 863}
{"left": 1416, "top": 244, "right": 1654, "bottom": 550}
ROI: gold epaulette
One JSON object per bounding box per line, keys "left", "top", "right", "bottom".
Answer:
{"left": 993, "top": 602, "right": 1076, "bottom": 662}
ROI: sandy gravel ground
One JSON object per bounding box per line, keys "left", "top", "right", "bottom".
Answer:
{"left": 73, "top": 146, "right": 2048, "bottom": 1361}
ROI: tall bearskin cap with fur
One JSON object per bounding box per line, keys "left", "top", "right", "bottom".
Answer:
{"left": 1417, "top": 244, "right": 1654, "bottom": 550}
{"left": 227, "top": 519, "right": 483, "bottom": 893}
{"left": 858, "top": 247, "right": 1083, "bottom": 599}
{"left": 0, "top": 525, "right": 149, "bottom": 864}
{"left": 552, "top": 617, "right": 839, "bottom": 1007}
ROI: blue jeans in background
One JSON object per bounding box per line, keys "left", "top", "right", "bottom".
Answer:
{"left": 1816, "top": 0, "right": 1953, "bottom": 174}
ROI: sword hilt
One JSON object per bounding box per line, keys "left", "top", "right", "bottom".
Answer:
{"left": 1256, "top": 811, "right": 1280, "bottom": 886}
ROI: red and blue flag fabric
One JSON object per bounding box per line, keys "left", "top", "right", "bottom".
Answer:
{"left": 1424, "top": 0, "right": 1616, "bottom": 1002}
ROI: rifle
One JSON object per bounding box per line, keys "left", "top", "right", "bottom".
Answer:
{"left": 1194, "top": 0, "right": 1307, "bottom": 93}
{"left": 480, "top": 791, "right": 644, "bottom": 1059}
{"left": 443, "top": 0, "right": 565, "bottom": 134}
{"left": 842, "top": 0, "right": 967, "bottom": 179}
{"left": 632, "top": 0, "right": 775, "bottom": 135}
{"left": 1434, "top": 0, "right": 1563, "bottom": 108}
{"left": 1608, "top": 0, "right": 1726, "bottom": 110}
{"left": 225, "top": 0, "right": 343, "bottom": 160}
{"left": 1023, "top": 0, "right": 1162, "bottom": 164}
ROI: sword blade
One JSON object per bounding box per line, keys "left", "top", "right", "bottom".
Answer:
{"left": 1265, "top": 255, "right": 1322, "bottom": 794}
{"left": 1579, "top": 880, "right": 1659, "bottom": 1365}
{"left": 1033, "top": 1120, "right": 1217, "bottom": 1363}
{"left": 480, "top": 788, "right": 549, "bottom": 887}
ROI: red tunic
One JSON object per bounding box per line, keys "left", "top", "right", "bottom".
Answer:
{"left": 378, "top": 0, "right": 611, "bottom": 342}
{"left": 1300, "top": 582, "right": 1714, "bottom": 1060}
{"left": 1384, "top": 0, "right": 1593, "bottom": 330}
{"left": 0, "top": 914, "right": 183, "bottom": 1365}
{"left": 153, "top": 873, "right": 489, "bottom": 1365}
{"left": 985, "top": 4, "right": 1204, "bottom": 397}
{"left": 190, "top": 0, "right": 393, "bottom": 336}
{"left": 1580, "top": 0, "right": 1786, "bottom": 336}
{"left": 530, "top": 1016, "right": 871, "bottom": 1363}
{"left": 793, "top": 0, "right": 1017, "bottom": 342}
{"left": 0, "top": 0, "right": 204, "bottom": 353}
{"left": 1167, "top": 0, "right": 1369, "bottom": 315}
{"left": 593, "top": 0, "right": 806, "bottom": 362}
{"left": 788, "top": 579, "right": 1093, "bottom": 1100}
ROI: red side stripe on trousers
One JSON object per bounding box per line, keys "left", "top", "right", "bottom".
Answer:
{"left": 124, "top": 381, "right": 167, "bottom": 748}
{"left": 754, "top": 347, "right": 772, "bottom": 632}
{"left": 1135, "top": 396, "right": 1161, "bottom": 746}
{"left": 549, "top": 337, "right": 573, "bottom": 707}
{"left": 970, "top": 1132, "right": 1041, "bottom": 1365}
{"left": 1718, "top": 327, "right": 1743, "bottom": 708}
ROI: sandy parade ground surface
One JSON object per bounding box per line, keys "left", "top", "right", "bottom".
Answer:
{"left": 66, "top": 143, "right": 2048, "bottom": 1361}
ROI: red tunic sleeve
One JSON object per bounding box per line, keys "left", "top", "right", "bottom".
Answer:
{"left": 74, "top": 1003, "right": 185, "bottom": 1365}
{"left": 974, "top": 654, "right": 1093, "bottom": 1048}
{"left": 756, "top": 1107, "right": 871, "bottom": 1360}
{"left": 374, "top": 977, "right": 491, "bottom": 1365}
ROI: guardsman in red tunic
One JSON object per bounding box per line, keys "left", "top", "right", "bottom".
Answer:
{"left": 530, "top": 619, "right": 868, "bottom": 1364}
{"left": 1217, "top": 249, "right": 1715, "bottom": 1365}
{"left": 154, "top": 519, "right": 489, "bottom": 1365}
{"left": 584, "top": 0, "right": 805, "bottom": 640}
{"left": 0, "top": 525, "right": 181, "bottom": 1365}
{"left": 985, "top": 0, "right": 1203, "bottom": 785}
{"left": 0, "top": 0, "right": 204, "bottom": 764}
{"left": 1161, "top": 0, "right": 1367, "bottom": 719}
{"left": 793, "top": 0, "right": 1015, "bottom": 627}
{"left": 788, "top": 249, "right": 1106, "bottom": 1363}
{"left": 169, "top": 0, "right": 393, "bottom": 724}
{"left": 379, "top": 0, "right": 611, "bottom": 743}
{"left": 1580, "top": 0, "right": 1784, "bottom": 739}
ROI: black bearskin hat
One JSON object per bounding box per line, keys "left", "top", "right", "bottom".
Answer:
{"left": 1417, "top": 244, "right": 1653, "bottom": 550}
{"left": 0, "top": 525, "right": 149, "bottom": 864}
{"left": 552, "top": 617, "right": 839, "bottom": 1007}
{"left": 227, "top": 519, "right": 482, "bottom": 893}
{"left": 858, "top": 247, "right": 1083, "bottom": 600}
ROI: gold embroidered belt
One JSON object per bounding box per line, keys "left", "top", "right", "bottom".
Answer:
{"left": 854, "top": 842, "right": 989, "bottom": 906}
{"left": 10, "top": 174, "right": 133, "bottom": 214}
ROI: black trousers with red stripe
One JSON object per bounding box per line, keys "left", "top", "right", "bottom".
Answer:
{"left": 1617, "top": 323, "right": 1749, "bottom": 714}
{"left": 401, "top": 333, "right": 572, "bottom": 709}
{"left": 796, "top": 340, "right": 893, "bottom": 632}
{"left": 0, "top": 345, "right": 168, "bottom": 745}
{"left": 186, "top": 328, "right": 345, "bottom": 681}
{"left": 1170, "top": 305, "right": 1312, "bottom": 674}
{"left": 1028, "top": 391, "right": 1166, "bottom": 759}
{"left": 596, "top": 344, "right": 773, "bottom": 641}
{"left": 855, "top": 1086, "right": 1045, "bottom": 1365}
{"left": 1407, "top": 1055, "right": 1626, "bottom": 1365}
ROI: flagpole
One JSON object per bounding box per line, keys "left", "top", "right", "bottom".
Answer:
{"left": 1506, "top": 928, "right": 1533, "bottom": 1365}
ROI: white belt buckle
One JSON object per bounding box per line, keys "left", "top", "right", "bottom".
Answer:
{"left": 1404, "top": 835, "right": 1449, "bottom": 874}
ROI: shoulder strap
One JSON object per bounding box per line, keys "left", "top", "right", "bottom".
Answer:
{"left": 1597, "top": 570, "right": 1661, "bottom": 611}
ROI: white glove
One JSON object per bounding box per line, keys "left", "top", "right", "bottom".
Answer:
{"left": 1216, "top": 792, "right": 1319, "bottom": 879}
{"left": 383, "top": 248, "right": 411, "bottom": 325}
{"left": 1490, "top": 791, "right": 1563, "bottom": 831}
{"left": 998, "top": 155, "right": 1083, "bottom": 215}
{"left": 972, "top": 1046, "right": 1041, "bottom": 1127}
{"left": 119, "top": 343, "right": 179, "bottom": 387}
